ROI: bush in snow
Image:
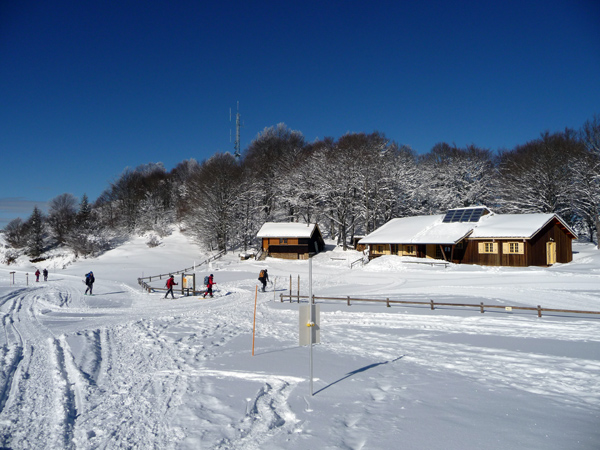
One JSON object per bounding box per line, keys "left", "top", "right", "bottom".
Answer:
{"left": 146, "top": 234, "right": 161, "bottom": 248}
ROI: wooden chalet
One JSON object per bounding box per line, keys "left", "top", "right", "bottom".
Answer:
{"left": 257, "top": 222, "right": 325, "bottom": 260}
{"left": 358, "top": 207, "right": 577, "bottom": 267}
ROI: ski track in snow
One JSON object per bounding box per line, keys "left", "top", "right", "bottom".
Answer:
{"left": 0, "top": 276, "right": 304, "bottom": 449}
{"left": 1, "top": 260, "right": 600, "bottom": 449}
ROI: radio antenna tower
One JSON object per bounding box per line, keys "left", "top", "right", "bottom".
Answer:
{"left": 230, "top": 101, "right": 242, "bottom": 159}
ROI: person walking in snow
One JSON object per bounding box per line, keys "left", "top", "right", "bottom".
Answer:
{"left": 258, "top": 269, "right": 269, "bottom": 292}
{"left": 43, "top": 268, "right": 48, "bottom": 281}
{"left": 164, "top": 275, "right": 177, "bottom": 299}
{"left": 84, "top": 271, "right": 95, "bottom": 295}
{"left": 35, "top": 269, "right": 40, "bottom": 282}
{"left": 203, "top": 274, "right": 215, "bottom": 298}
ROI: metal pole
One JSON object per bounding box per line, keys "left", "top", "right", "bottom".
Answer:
{"left": 309, "top": 257, "right": 313, "bottom": 396}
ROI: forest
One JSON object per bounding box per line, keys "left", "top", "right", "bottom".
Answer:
{"left": 2, "top": 114, "right": 600, "bottom": 261}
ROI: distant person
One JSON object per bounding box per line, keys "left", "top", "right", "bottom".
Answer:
{"left": 35, "top": 269, "right": 40, "bottom": 282}
{"left": 165, "top": 275, "right": 177, "bottom": 299}
{"left": 43, "top": 268, "right": 48, "bottom": 281}
{"left": 258, "top": 269, "right": 269, "bottom": 292}
{"left": 204, "top": 274, "right": 215, "bottom": 298}
{"left": 84, "top": 271, "right": 95, "bottom": 295}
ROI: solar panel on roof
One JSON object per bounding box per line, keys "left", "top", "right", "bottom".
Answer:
{"left": 451, "top": 210, "right": 465, "bottom": 222}
{"left": 469, "top": 208, "right": 484, "bottom": 222}
{"left": 461, "top": 209, "right": 474, "bottom": 221}
{"left": 443, "top": 207, "right": 486, "bottom": 223}
{"left": 442, "top": 210, "right": 455, "bottom": 222}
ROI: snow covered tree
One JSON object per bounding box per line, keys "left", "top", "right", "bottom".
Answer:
{"left": 496, "top": 130, "right": 583, "bottom": 219}
{"left": 185, "top": 153, "right": 243, "bottom": 252}
{"left": 573, "top": 115, "right": 600, "bottom": 243}
{"left": 377, "top": 144, "right": 420, "bottom": 222}
{"left": 3, "top": 218, "right": 27, "bottom": 248}
{"left": 242, "top": 123, "right": 306, "bottom": 222}
{"left": 47, "top": 193, "right": 77, "bottom": 244}
{"left": 25, "top": 206, "right": 45, "bottom": 258}
{"left": 313, "top": 134, "right": 363, "bottom": 249}
{"left": 416, "top": 143, "right": 496, "bottom": 214}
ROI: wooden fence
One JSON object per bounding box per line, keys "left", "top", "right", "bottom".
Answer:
{"left": 279, "top": 293, "right": 600, "bottom": 318}
{"left": 138, "top": 250, "right": 225, "bottom": 294}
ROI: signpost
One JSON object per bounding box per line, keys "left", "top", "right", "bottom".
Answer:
{"left": 299, "top": 257, "right": 320, "bottom": 395}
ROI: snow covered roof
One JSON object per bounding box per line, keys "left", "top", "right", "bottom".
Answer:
{"left": 359, "top": 215, "right": 474, "bottom": 245}
{"left": 359, "top": 210, "right": 577, "bottom": 245}
{"left": 257, "top": 222, "right": 321, "bottom": 238}
{"left": 469, "top": 213, "right": 577, "bottom": 239}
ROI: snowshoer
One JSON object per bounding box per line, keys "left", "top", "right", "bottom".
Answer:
{"left": 43, "top": 268, "right": 48, "bottom": 281}
{"left": 164, "top": 275, "right": 177, "bottom": 299}
{"left": 258, "top": 269, "right": 269, "bottom": 292}
{"left": 35, "top": 269, "right": 40, "bottom": 282}
{"left": 85, "top": 271, "right": 95, "bottom": 295}
{"left": 204, "top": 274, "right": 215, "bottom": 298}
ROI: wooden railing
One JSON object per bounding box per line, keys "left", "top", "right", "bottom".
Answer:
{"left": 279, "top": 293, "right": 600, "bottom": 318}
{"left": 350, "top": 257, "right": 367, "bottom": 269}
{"left": 138, "top": 250, "right": 225, "bottom": 293}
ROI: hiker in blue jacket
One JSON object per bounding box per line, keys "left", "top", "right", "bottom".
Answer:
{"left": 85, "top": 271, "right": 95, "bottom": 295}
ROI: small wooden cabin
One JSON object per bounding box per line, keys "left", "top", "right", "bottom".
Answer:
{"left": 359, "top": 207, "right": 577, "bottom": 267}
{"left": 257, "top": 222, "right": 325, "bottom": 260}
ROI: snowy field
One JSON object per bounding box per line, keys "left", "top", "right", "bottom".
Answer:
{"left": 1, "top": 232, "right": 599, "bottom": 449}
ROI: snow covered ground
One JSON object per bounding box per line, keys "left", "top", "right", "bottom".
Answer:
{"left": 1, "top": 232, "right": 599, "bottom": 449}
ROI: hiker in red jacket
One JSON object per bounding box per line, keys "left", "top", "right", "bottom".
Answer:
{"left": 204, "top": 274, "right": 215, "bottom": 298}
{"left": 165, "top": 275, "right": 177, "bottom": 299}
{"left": 35, "top": 269, "right": 41, "bottom": 282}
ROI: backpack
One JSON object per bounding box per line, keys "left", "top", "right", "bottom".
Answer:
{"left": 259, "top": 270, "right": 265, "bottom": 279}
{"left": 204, "top": 275, "right": 210, "bottom": 285}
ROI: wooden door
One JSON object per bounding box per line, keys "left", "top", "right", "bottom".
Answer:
{"left": 546, "top": 242, "right": 556, "bottom": 265}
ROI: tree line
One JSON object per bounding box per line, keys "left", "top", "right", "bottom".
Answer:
{"left": 3, "top": 115, "right": 600, "bottom": 261}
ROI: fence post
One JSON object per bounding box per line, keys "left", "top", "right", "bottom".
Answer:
{"left": 480, "top": 302, "right": 484, "bottom": 313}
{"left": 430, "top": 299, "right": 434, "bottom": 310}
{"left": 537, "top": 305, "right": 542, "bottom": 318}
{"left": 280, "top": 293, "right": 283, "bottom": 303}
{"left": 297, "top": 275, "right": 300, "bottom": 303}
{"left": 289, "top": 275, "right": 292, "bottom": 302}
{"left": 347, "top": 296, "right": 350, "bottom": 306}
{"left": 386, "top": 298, "right": 390, "bottom": 307}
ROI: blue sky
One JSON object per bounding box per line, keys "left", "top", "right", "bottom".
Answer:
{"left": 1, "top": 0, "right": 599, "bottom": 227}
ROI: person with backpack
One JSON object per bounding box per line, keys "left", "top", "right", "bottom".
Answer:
{"left": 203, "top": 274, "right": 215, "bottom": 298}
{"left": 84, "top": 271, "right": 95, "bottom": 295}
{"left": 258, "top": 269, "right": 269, "bottom": 292}
{"left": 164, "top": 275, "right": 177, "bottom": 299}
{"left": 43, "top": 268, "right": 48, "bottom": 281}
{"left": 35, "top": 269, "right": 40, "bottom": 282}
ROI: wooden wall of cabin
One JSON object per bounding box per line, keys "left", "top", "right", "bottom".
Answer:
{"left": 461, "top": 220, "right": 573, "bottom": 267}
{"left": 263, "top": 237, "right": 300, "bottom": 250}
{"left": 529, "top": 220, "right": 573, "bottom": 265}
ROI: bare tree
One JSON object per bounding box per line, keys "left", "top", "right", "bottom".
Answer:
{"left": 47, "top": 193, "right": 78, "bottom": 244}
{"left": 497, "top": 130, "right": 583, "bottom": 219}
{"left": 3, "top": 218, "right": 27, "bottom": 248}
{"left": 185, "top": 153, "right": 243, "bottom": 252}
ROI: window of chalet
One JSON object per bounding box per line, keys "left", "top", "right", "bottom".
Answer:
{"left": 478, "top": 242, "right": 498, "bottom": 254}
{"left": 279, "top": 238, "right": 288, "bottom": 244}
{"left": 376, "top": 245, "right": 384, "bottom": 253}
{"left": 404, "top": 245, "right": 416, "bottom": 256}
{"left": 503, "top": 242, "right": 524, "bottom": 254}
